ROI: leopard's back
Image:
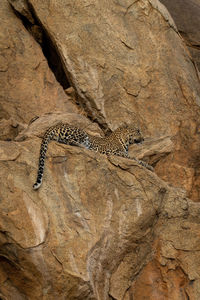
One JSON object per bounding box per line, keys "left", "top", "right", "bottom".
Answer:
{"left": 88, "top": 125, "right": 143, "bottom": 157}
{"left": 88, "top": 135, "right": 125, "bottom": 156}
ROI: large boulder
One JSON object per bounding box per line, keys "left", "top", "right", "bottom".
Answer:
{"left": 2, "top": 130, "right": 200, "bottom": 299}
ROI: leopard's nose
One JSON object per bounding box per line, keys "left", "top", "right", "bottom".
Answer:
{"left": 134, "top": 137, "right": 144, "bottom": 144}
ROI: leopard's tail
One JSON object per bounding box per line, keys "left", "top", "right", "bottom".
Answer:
{"left": 33, "top": 127, "right": 56, "bottom": 190}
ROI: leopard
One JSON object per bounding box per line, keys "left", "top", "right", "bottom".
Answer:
{"left": 33, "top": 123, "right": 153, "bottom": 190}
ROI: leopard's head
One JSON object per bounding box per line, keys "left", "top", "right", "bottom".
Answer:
{"left": 113, "top": 125, "right": 144, "bottom": 147}
{"left": 127, "top": 126, "right": 144, "bottom": 145}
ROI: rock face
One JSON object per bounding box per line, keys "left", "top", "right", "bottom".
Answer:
{"left": 25, "top": 0, "right": 200, "bottom": 201}
{"left": 0, "top": 0, "right": 77, "bottom": 136}
{"left": 1, "top": 0, "right": 200, "bottom": 299}
{"left": 160, "top": 0, "right": 200, "bottom": 70}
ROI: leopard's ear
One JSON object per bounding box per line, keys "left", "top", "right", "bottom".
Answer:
{"left": 127, "top": 124, "right": 140, "bottom": 130}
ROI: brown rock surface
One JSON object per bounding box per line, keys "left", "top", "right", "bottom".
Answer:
{"left": 125, "top": 196, "right": 200, "bottom": 300}
{"left": 28, "top": 0, "right": 200, "bottom": 130}
{"left": 0, "top": 0, "right": 77, "bottom": 132}
{"left": 160, "top": 0, "right": 200, "bottom": 70}
{"left": 1, "top": 0, "right": 200, "bottom": 299}
{"left": 2, "top": 133, "right": 199, "bottom": 299}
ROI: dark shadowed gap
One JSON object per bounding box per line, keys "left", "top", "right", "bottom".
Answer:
{"left": 8, "top": 2, "right": 110, "bottom": 134}
{"left": 9, "top": 2, "right": 70, "bottom": 90}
